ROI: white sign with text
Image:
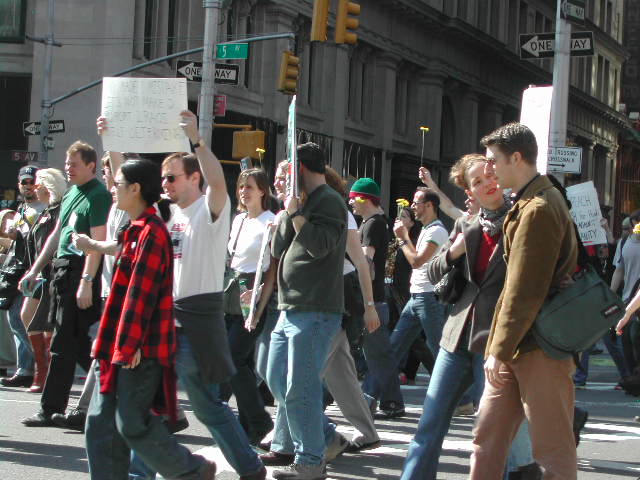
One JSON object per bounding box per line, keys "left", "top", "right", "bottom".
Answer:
{"left": 566, "top": 181, "right": 607, "bottom": 246}
{"left": 520, "top": 86, "right": 553, "bottom": 174}
{"left": 100, "top": 77, "right": 191, "bottom": 153}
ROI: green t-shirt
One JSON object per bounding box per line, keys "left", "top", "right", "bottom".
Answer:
{"left": 57, "top": 178, "right": 112, "bottom": 258}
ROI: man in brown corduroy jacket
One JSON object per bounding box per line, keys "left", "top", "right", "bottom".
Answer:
{"left": 469, "top": 123, "right": 578, "bottom": 480}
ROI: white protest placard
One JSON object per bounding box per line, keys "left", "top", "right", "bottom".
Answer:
{"left": 287, "top": 95, "right": 298, "bottom": 197}
{"left": 566, "top": 181, "right": 607, "bottom": 246}
{"left": 520, "top": 86, "right": 553, "bottom": 174}
{"left": 100, "top": 77, "right": 191, "bottom": 153}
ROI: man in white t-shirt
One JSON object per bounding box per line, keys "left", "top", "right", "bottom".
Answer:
{"left": 139, "top": 111, "right": 265, "bottom": 480}
{"left": 390, "top": 187, "right": 448, "bottom": 382}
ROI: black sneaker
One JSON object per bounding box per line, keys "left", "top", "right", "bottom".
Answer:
{"left": 51, "top": 408, "right": 86, "bottom": 432}
{"left": 22, "top": 411, "right": 55, "bottom": 427}
{"left": 374, "top": 402, "right": 405, "bottom": 419}
{"left": 345, "top": 438, "right": 381, "bottom": 453}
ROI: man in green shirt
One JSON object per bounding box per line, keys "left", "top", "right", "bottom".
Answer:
{"left": 21, "top": 140, "right": 112, "bottom": 427}
{"left": 265, "top": 143, "right": 347, "bottom": 480}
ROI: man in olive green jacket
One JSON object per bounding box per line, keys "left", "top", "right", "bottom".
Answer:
{"left": 469, "top": 123, "right": 578, "bottom": 480}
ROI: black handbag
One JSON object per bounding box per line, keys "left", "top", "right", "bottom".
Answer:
{"left": 433, "top": 258, "right": 466, "bottom": 305}
{"left": 0, "top": 254, "right": 25, "bottom": 310}
{"left": 223, "top": 214, "right": 246, "bottom": 316}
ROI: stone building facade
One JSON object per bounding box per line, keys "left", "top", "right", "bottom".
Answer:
{"left": 0, "top": 0, "right": 630, "bottom": 220}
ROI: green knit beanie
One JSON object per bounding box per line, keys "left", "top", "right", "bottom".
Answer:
{"left": 349, "top": 178, "right": 381, "bottom": 202}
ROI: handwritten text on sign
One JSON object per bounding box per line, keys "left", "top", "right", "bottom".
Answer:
{"left": 101, "top": 77, "right": 191, "bottom": 153}
{"left": 566, "top": 181, "right": 607, "bottom": 246}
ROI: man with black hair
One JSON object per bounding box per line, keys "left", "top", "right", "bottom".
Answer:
{"left": 470, "top": 122, "right": 578, "bottom": 479}
{"left": 390, "top": 186, "right": 448, "bottom": 412}
{"left": 266, "top": 142, "right": 347, "bottom": 480}
{"left": 0, "top": 165, "right": 45, "bottom": 388}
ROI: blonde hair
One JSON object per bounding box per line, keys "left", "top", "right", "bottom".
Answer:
{"left": 449, "top": 153, "right": 487, "bottom": 190}
{"left": 36, "top": 168, "right": 68, "bottom": 204}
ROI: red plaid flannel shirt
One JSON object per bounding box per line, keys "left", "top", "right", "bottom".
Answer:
{"left": 93, "top": 207, "right": 175, "bottom": 367}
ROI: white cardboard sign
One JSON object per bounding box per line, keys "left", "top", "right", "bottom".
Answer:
{"left": 100, "top": 77, "right": 191, "bottom": 153}
{"left": 519, "top": 86, "right": 553, "bottom": 174}
{"left": 566, "top": 181, "right": 607, "bottom": 246}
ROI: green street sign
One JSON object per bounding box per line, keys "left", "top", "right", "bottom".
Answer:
{"left": 216, "top": 43, "right": 249, "bottom": 60}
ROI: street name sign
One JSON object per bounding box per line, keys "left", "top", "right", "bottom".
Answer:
{"left": 216, "top": 43, "right": 249, "bottom": 60}
{"left": 11, "top": 151, "right": 38, "bottom": 163}
{"left": 520, "top": 31, "right": 594, "bottom": 59}
{"left": 561, "top": 0, "right": 586, "bottom": 24}
{"left": 22, "top": 120, "right": 65, "bottom": 136}
{"left": 176, "top": 61, "right": 240, "bottom": 85}
{"left": 547, "top": 146, "right": 582, "bottom": 174}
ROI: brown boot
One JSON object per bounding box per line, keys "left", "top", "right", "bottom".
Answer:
{"left": 28, "top": 333, "right": 48, "bottom": 393}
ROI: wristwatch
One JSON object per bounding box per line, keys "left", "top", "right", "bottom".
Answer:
{"left": 290, "top": 209, "right": 304, "bottom": 219}
{"left": 81, "top": 273, "right": 94, "bottom": 283}
{"left": 397, "top": 240, "right": 407, "bottom": 247}
{"left": 192, "top": 138, "right": 205, "bottom": 149}
{"left": 365, "top": 301, "right": 375, "bottom": 307}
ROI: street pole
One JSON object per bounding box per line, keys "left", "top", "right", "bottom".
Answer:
{"left": 549, "top": 0, "right": 571, "bottom": 182}
{"left": 199, "top": 0, "right": 221, "bottom": 144}
{"left": 39, "top": 0, "right": 55, "bottom": 165}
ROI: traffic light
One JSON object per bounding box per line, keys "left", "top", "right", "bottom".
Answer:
{"left": 335, "top": 0, "right": 360, "bottom": 44}
{"left": 311, "top": 0, "right": 330, "bottom": 42}
{"left": 277, "top": 50, "right": 300, "bottom": 95}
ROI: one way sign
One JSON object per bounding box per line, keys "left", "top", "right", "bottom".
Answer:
{"left": 23, "top": 120, "right": 66, "bottom": 136}
{"left": 176, "top": 61, "right": 239, "bottom": 86}
{"left": 520, "top": 31, "right": 594, "bottom": 59}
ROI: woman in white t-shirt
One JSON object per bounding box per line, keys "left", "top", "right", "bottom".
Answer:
{"left": 222, "top": 168, "right": 276, "bottom": 446}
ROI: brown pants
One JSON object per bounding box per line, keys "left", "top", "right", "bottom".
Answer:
{"left": 470, "top": 349, "right": 577, "bottom": 480}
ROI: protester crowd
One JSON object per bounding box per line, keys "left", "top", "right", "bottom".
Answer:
{"left": 1, "top": 112, "right": 639, "bottom": 480}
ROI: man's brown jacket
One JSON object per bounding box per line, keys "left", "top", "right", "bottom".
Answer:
{"left": 486, "top": 174, "right": 578, "bottom": 362}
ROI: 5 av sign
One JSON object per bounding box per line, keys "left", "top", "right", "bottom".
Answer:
{"left": 520, "top": 31, "right": 594, "bottom": 59}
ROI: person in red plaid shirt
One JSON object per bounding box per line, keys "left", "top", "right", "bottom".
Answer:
{"left": 84, "top": 158, "right": 216, "bottom": 480}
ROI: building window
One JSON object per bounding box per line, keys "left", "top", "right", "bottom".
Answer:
{"left": 143, "top": 0, "right": 175, "bottom": 62}
{"left": 604, "top": 59, "right": 610, "bottom": 105}
{"left": 597, "top": 55, "right": 604, "bottom": 100}
{"left": 395, "top": 68, "right": 409, "bottom": 134}
{"left": 457, "top": 0, "right": 468, "bottom": 20}
{"left": 599, "top": 0, "right": 606, "bottom": 29}
{"left": 606, "top": 1, "right": 612, "bottom": 35}
{"left": 347, "top": 48, "right": 373, "bottom": 124}
{"left": 0, "top": 0, "right": 25, "bottom": 43}
{"left": 519, "top": 1, "right": 528, "bottom": 35}
{"left": 507, "top": 0, "right": 519, "bottom": 49}
{"left": 477, "top": 0, "right": 489, "bottom": 31}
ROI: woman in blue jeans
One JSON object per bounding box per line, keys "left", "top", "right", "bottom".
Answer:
{"left": 400, "top": 154, "right": 538, "bottom": 480}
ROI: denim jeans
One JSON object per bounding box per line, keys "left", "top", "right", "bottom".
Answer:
{"left": 391, "top": 292, "right": 445, "bottom": 365}
{"left": 7, "top": 294, "right": 33, "bottom": 375}
{"left": 266, "top": 310, "right": 341, "bottom": 465}
{"left": 401, "top": 346, "right": 484, "bottom": 480}
{"left": 85, "top": 360, "right": 204, "bottom": 480}
{"left": 361, "top": 302, "right": 405, "bottom": 409}
{"left": 175, "top": 332, "right": 263, "bottom": 475}
{"left": 401, "top": 347, "right": 533, "bottom": 480}
{"left": 254, "top": 298, "right": 280, "bottom": 384}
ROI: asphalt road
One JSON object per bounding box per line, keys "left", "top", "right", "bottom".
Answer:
{"left": 1, "top": 354, "right": 639, "bottom": 479}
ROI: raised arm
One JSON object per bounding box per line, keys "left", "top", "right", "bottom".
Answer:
{"left": 180, "top": 110, "right": 227, "bottom": 220}
{"left": 419, "top": 167, "right": 464, "bottom": 220}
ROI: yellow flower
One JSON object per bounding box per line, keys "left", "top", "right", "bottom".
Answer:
{"left": 396, "top": 198, "right": 410, "bottom": 208}
{"left": 256, "top": 148, "right": 266, "bottom": 154}
{"left": 634, "top": 223, "right": 640, "bottom": 235}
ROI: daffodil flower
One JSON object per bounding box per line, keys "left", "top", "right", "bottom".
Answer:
{"left": 634, "top": 223, "right": 640, "bottom": 235}
{"left": 396, "top": 198, "right": 410, "bottom": 218}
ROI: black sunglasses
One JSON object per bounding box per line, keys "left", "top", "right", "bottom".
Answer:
{"left": 161, "top": 173, "right": 186, "bottom": 183}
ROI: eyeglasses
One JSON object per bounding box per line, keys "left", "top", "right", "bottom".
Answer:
{"left": 411, "top": 201, "right": 427, "bottom": 206}
{"left": 114, "top": 181, "right": 129, "bottom": 188}
{"left": 20, "top": 179, "right": 35, "bottom": 186}
{"left": 161, "top": 173, "right": 186, "bottom": 183}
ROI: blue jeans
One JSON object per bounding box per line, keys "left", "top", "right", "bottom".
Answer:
{"left": 361, "top": 302, "right": 405, "bottom": 409}
{"left": 85, "top": 360, "right": 204, "bottom": 480}
{"left": 7, "top": 294, "right": 33, "bottom": 375}
{"left": 401, "top": 347, "right": 484, "bottom": 480}
{"left": 255, "top": 299, "right": 280, "bottom": 384}
{"left": 132, "top": 332, "right": 263, "bottom": 477}
{"left": 266, "top": 310, "right": 341, "bottom": 465}
{"left": 575, "top": 334, "right": 630, "bottom": 384}
{"left": 391, "top": 293, "right": 445, "bottom": 365}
